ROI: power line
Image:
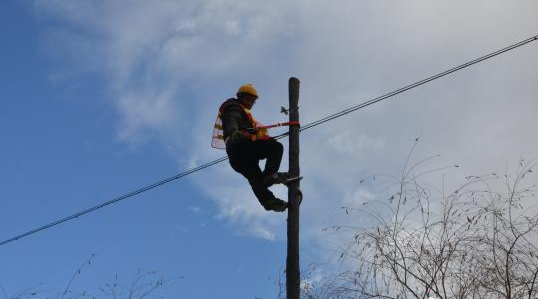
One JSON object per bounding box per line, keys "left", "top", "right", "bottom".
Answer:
{"left": 272, "top": 35, "right": 538, "bottom": 138}
{"left": 1, "top": 34, "right": 536, "bottom": 247}
{"left": 298, "top": 34, "right": 538, "bottom": 132}
{"left": 0, "top": 156, "right": 228, "bottom": 247}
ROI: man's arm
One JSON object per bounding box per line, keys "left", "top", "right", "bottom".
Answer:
{"left": 222, "top": 104, "right": 250, "bottom": 146}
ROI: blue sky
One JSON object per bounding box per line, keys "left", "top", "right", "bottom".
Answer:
{"left": 1, "top": 1, "right": 537, "bottom": 298}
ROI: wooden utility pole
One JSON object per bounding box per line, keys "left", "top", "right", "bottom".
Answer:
{"left": 287, "top": 77, "right": 301, "bottom": 299}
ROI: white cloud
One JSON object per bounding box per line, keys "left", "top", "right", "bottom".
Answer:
{"left": 34, "top": 0, "right": 538, "bottom": 249}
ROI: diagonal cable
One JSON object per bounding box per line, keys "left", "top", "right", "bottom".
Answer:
{"left": 1, "top": 34, "right": 536, "bottom": 247}
{"left": 0, "top": 157, "right": 229, "bottom": 246}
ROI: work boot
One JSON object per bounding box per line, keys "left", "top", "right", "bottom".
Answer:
{"left": 262, "top": 172, "right": 291, "bottom": 187}
{"left": 262, "top": 197, "right": 288, "bottom": 212}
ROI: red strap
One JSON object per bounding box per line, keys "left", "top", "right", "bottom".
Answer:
{"left": 257, "top": 121, "right": 300, "bottom": 130}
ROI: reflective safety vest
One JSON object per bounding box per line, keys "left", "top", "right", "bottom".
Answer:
{"left": 211, "top": 111, "right": 226, "bottom": 149}
{"left": 211, "top": 102, "right": 270, "bottom": 149}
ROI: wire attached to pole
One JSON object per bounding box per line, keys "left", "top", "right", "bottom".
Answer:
{"left": 0, "top": 34, "right": 536, "bottom": 247}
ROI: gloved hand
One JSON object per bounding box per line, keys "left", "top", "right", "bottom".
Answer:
{"left": 245, "top": 127, "right": 258, "bottom": 134}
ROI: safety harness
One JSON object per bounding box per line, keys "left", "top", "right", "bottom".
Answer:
{"left": 211, "top": 101, "right": 299, "bottom": 149}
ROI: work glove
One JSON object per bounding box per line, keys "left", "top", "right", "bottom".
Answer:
{"left": 245, "top": 127, "right": 258, "bottom": 134}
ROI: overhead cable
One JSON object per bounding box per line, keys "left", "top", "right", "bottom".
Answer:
{"left": 1, "top": 34, "right": 536, "bottom": 247}
{"left": 0, "top": 156, "right": 229, "bottom": 246}
{"left": 298, "top": 35, "right": 538, "bottom": 132}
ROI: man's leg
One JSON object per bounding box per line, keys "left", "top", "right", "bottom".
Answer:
{"left": 227, "top": 146, "right": 287, "bottom": 211}
{"left": 252, "top": 139, "right": 292, "bottom": 186}
{"left": 252, "top": 139, "right": 284, "bottom": 177}
{"left": 241, "top": 164, "right": 288, "bottom": 212}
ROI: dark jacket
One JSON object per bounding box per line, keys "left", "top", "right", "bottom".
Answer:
{"left": 220, "top": 98, "right": 254, "bottom": 148}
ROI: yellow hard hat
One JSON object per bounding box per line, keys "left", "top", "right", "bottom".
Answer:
{"left": 236, "top": 83, "right": 258, "bottom": 98}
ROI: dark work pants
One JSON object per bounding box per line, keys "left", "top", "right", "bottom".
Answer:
{"left": 226, "top": 139, "right": 284, "bottom": 206}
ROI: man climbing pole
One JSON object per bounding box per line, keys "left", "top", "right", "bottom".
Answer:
{"left": 211, "top": 84, "right": 291, "bottom": 212}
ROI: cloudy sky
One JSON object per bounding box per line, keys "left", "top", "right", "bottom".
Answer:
{"left": 1, "top": 0, "right": 537, "bottom": 298}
